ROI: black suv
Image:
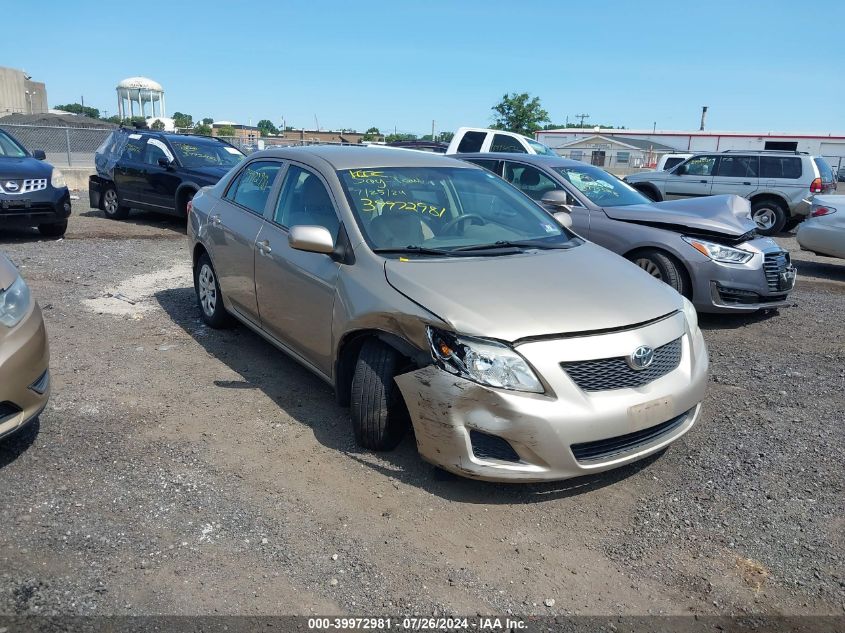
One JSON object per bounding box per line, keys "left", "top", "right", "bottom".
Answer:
{"left": 89, "top": 129, "right": 245, "bottom": 220}
{"left": 0, "top": 127, "right": 72, "bottom": 237}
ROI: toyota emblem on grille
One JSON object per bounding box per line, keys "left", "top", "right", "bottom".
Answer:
{"left": 4, "top": 181, "right": 19, "bottom": 192}
{"left": 628, "top": 345, "right": 654, "bottom": 371}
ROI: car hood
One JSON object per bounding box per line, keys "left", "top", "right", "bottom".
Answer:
{"left": 625, "top": 169, "right": 665, "bottom": 182}
{"left": 602, "top": 195, "right": 756, "bottom": 237}
{"left": 182, "top": 165, "right": 231, "bottom": 182}
{"left": 0, "top": 156, "right": 53, "bottom": 180}
{"left": 383, "top": 242, "right": 682, "bottom": 341}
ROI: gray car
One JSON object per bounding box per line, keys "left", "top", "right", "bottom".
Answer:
{"left": 187, "top": 146, "right": 708, "bottom": 482}
{"left": 457, "top": 153, "right": 797, "bottom": 313}
{"left": 796, "top": 195, "right": 845, "bottom": 259}
{"left": 623, "top": 150, "right": 836, "bottom": 235}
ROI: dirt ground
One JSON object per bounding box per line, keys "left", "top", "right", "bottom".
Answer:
{"left": 0, "top": 202, "right": 843, "bottom": 618}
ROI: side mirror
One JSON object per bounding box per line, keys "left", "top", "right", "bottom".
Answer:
{"left": 553, "top": 211, "right": 573, "bottom": 229}
{"left": 32, "top": 150, "right": 46, "bottom": 160}
{"left": 289, "top": 225, "right": 335, "bottom": 255}
{"left": 541, "top": 189, "right": 573, "bottom": 211}
{"left": 158, "top": 157, "right": 174, "bottom": 169}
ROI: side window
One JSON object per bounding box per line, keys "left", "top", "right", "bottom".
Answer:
{"left": 663, "top": 157, "right": 685, "bottom": 171}
{"left": 225, "top": 160, "right": 281, "bottom": 214}
{"left": 682, "top": 156, "right": 717, "bottom": 176}
{"left": 760, "top": 157, "right": 802, "bottom": 179}
{"left": 490, "top": 134, "right": 527, "bottom": 153}
{"left": 456, "top": 131, "right": 486, "bottom": 153}
{"left": 465, "top": 159, "right": 499, "bottom": 174}
{"left": 143, "top": 139, "right": 173, "bottom": 165}
{"left": 616, "top": 151, "right": 630, "bottom": 165}
{"left": 503, "top": 162, "right": 560, "bottom": 201}
{"left": 121, "top": 138, "right": 145, "bottom": 162}
{"left": 717, "top": 155, "right": 759, "bottom": 177}
{"left": 273, "top": 165, "right": 339, "bottom": 236}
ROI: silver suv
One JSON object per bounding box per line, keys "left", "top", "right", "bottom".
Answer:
{"left": 625, "top": 151, "right": 837, "bottom": 235}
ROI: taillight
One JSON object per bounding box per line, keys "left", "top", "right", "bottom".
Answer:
{"left": 810, "top": 177, "right": 823, "bottom": 193}
{"left": 811, "top": 206, "right": 836, "bottom": 217}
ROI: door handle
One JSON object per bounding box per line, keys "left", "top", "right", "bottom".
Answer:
{"left": 743, "top": 181, "right": 751, "bottom": 185}
{"left": 699, "top": 179, "right": 708, "bottom": 183}
{"left": 210, "top": 214, "right": 221, "bottom": 227}
{"left": 257, "top": 239, "right": 272, "bottom": 255}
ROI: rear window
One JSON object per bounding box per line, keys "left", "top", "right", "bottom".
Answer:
{"left": 456, "top": 131, "right": 486, "bottom": 153}
{"left": 813, "top": 157, "right": 834, "bottom": 182}
{"left": 663, "top": 157, "right": 685, "bottom": 170}
{"left": 760, "top": 156, "right": 802, "bottom": 179}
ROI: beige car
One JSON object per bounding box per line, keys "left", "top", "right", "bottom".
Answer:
{"left": 188, "top": 146, "right": 708, "bottom": 482}
{"left": 0, "top": 252, "right": 50, "bottom": 440}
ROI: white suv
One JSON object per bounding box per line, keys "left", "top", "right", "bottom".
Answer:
{"left": 625, "top": 151, "right": 837, "bottom": 235}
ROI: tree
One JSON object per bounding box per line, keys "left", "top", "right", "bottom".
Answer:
{"left": 257, "top": 119, "right": 279, "bottom": 137}
{"left": 151, "top": 119, "right": 166, "bottom": 130}
{"left": 54, "top": 102, "right": 100, "bottom": 119}
{"left": 216, "top": 124, "right": 236, "bottom": 137}
{"left": 361, "top": 127, "right": 382, "bottom": 142}
{"left": 385, "top": 133, "right": 417, "bottom": 143}
{"left": 202, "top": 117, "right": 214, "bottom": 125}
{"left": 491, "top": 93, "right": 549, "bottom": 136}
{"left": 172, "top": 112, "right": 193, "bottom": 129}
{"left": 194, "top": 123, "right": 212, "bottom": 136}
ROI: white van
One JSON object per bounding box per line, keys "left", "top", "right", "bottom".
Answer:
{"left": 446, "top": 127, "right": 558, "bottom": 156}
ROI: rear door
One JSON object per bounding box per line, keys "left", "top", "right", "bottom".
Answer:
{"left": 206, "top": 159, "right": 283, "bottom": 323}
{"left": 759, "top": 155, "right": 804, "bottom": 201}
{"left": 710, "top": 154, "right": 759, "bottom": 198}
{"left": 112, "top": 135, "right": 146, "bottom": 203}
{"left": 663, "top": 154, "right": 718, "bottom": 199}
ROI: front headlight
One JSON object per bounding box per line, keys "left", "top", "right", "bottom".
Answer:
{"left": 0, "top": 275, "right": 32, "bottom": 327}
{"left": 426, "top": 327, "right": 543, "bottom": 393}
{"left": 682, "top": 236, "right": 752, "bottom": 264}
{"left": 681, "top": 296, "right": 698, "bottom": 333}
{"left": 51, "top": 168, "right": 66, "bottom": 189}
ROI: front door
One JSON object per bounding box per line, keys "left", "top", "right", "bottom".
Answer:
{"left": 206, "top": 159, "right": 283, "bottom": 323}
{"left": 254, "top": 164, "right": 340, "bottom": 376}
{"left": 663, "top": 154, "right": 718, "bottom": 199}
{"left": 140, "top": 138, "right": 179, "bottom": 212}
{"left": 503, "top": 161, "right": 591, "bottom": 235}
{"left": 591, "top": 150, "right": 606, "bottom": 166}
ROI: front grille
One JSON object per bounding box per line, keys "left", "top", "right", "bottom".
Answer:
{"left": 469, "top": 430, "right": 521, "bottom": 462}
{"left": 0, "top": 401, "right": 22, "bottom": 425}
{"left": 763, "top": 251, "right": 790, "bottom": 292}
{"left": 561, "top": 337, "right": 682, "bottom": 392}
{"left": 571, "top": 408, "right": 692, "bottom": 463}
{"left": 715, "top": 284, "right": 787, "bottom": 305}
{"left": 0, "top": 179, "right": 48, "bottom": 194}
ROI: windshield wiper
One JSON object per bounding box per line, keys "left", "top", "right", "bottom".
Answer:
{"left": 373, "top": 246, "right": 456, "bottom": 257}
{"left": 453, "top": 240, "right": 576, "bottom": 252}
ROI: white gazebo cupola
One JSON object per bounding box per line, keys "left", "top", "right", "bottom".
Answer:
{"left": 116, "top": 76, "right": 165, "bottom": 119}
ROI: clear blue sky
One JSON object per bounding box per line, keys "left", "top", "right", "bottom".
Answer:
{"left": 3, "top": 0, "right": 843, "bottom": 135}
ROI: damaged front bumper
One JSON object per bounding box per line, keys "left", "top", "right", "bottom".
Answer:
{"left": 395, "top": 312, "right": 708, "bottom": 482}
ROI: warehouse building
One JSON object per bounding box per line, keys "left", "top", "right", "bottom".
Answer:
{"left": 536, "top": 128, "right": 845, "bottom": 171}
{"left": 0, "top": 65, "right": 48, "bottom": 116}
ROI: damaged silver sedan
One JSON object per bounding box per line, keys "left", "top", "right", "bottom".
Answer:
{"left": 188, "top": 146, "right": 708, "bottom": 482}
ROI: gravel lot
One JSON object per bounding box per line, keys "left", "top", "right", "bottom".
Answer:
{"left": 0, "top": 201, "right": 842, "bottom": 618}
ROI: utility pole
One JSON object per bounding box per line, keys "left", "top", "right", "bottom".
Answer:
{"left": 431, "top": 119, "right": 435, "bottom": 142}
{"left": 575, "top": 113, "right": 590, "bottom": 127}
{"left": 653, "top": 121, "right": 657, "bottom": 133}
{"left": 699, "top": 106, "right": 708, "bottom": 131}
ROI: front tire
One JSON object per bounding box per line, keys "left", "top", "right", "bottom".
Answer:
{"left": 631, "top": 249, "right": 689, "bottom": 296}
{"left": 350, "top": 339, "right": 409, "bottom": 451}
{"left": 102, "top": 185, "right": 130, "bottom": 220}
{"left": 38, "top": 221, "right": 67, "bottom": 237}
{"left": 194, "top": 253, "right": 233, "bottom": 328}
{"left": 751, "top": 200, "right": 787, "bottom": 235}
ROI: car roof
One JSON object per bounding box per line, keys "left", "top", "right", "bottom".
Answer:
{"left": 246, "top": 145, "right": 476, "bottom": 170}
{"left": 454, "top": 152, "right": 585, "bottom": 168}
{"left": 123, "top": 129, "right": 223, "bottom": 143}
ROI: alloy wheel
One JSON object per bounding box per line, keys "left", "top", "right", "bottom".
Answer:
{"left": 198, "top": 264, "right": 217, "bottom": 316}
{"left": 635, "top": 258, "right": 663, "bottom": 279}
{"left": 753, "top": 207, "right": 776, "bottom": 230}
{"left": 103, "top": 189, "right": 118, "bottom": 215}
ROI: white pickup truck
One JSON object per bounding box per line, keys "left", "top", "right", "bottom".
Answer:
{"left": 446, "top": 127, "right": 559, "bottom": 156}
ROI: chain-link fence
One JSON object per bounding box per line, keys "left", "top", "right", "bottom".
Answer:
{"left": 0, "top": 123, "right": 114, "bottom": 167}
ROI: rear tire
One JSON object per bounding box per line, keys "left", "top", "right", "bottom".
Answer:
{"left": 350, "top": 339, "right": 409, "bottom": 451}
{"left": 102, "top": 185, "right": 130, "bottom": 220}
{"left": 194, "top": 253, "right": 233, "bottom": 328}
{"left": 751, "top": 200, "right": 787, "bottom": 235}
{"left": 38, "top": 221, "right": 67, "bottom": 237}
{"left": 630, "top": 249, "right": 689, "bottom": 297}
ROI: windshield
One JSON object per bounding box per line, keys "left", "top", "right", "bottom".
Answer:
{"left": 170, "top": 140, "right": 244, "bottom": 168}
{"left": 338, "top": 166, "right": 579, "bottom": 254}
{"left": 553, "top": 164, "right": 651, "bottom": 207}
{"left": 526, "top": 138, "right": 558, "bottom": 157}
{"left": 0, "top": 130, "right": 28, "bottom": 158}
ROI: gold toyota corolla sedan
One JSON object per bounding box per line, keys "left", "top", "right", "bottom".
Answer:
{"left": 187, "top": 146, "right": 708, "bottom": 482}
{"left": 0, "top": 252, "right": 50, "bottom": 440}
